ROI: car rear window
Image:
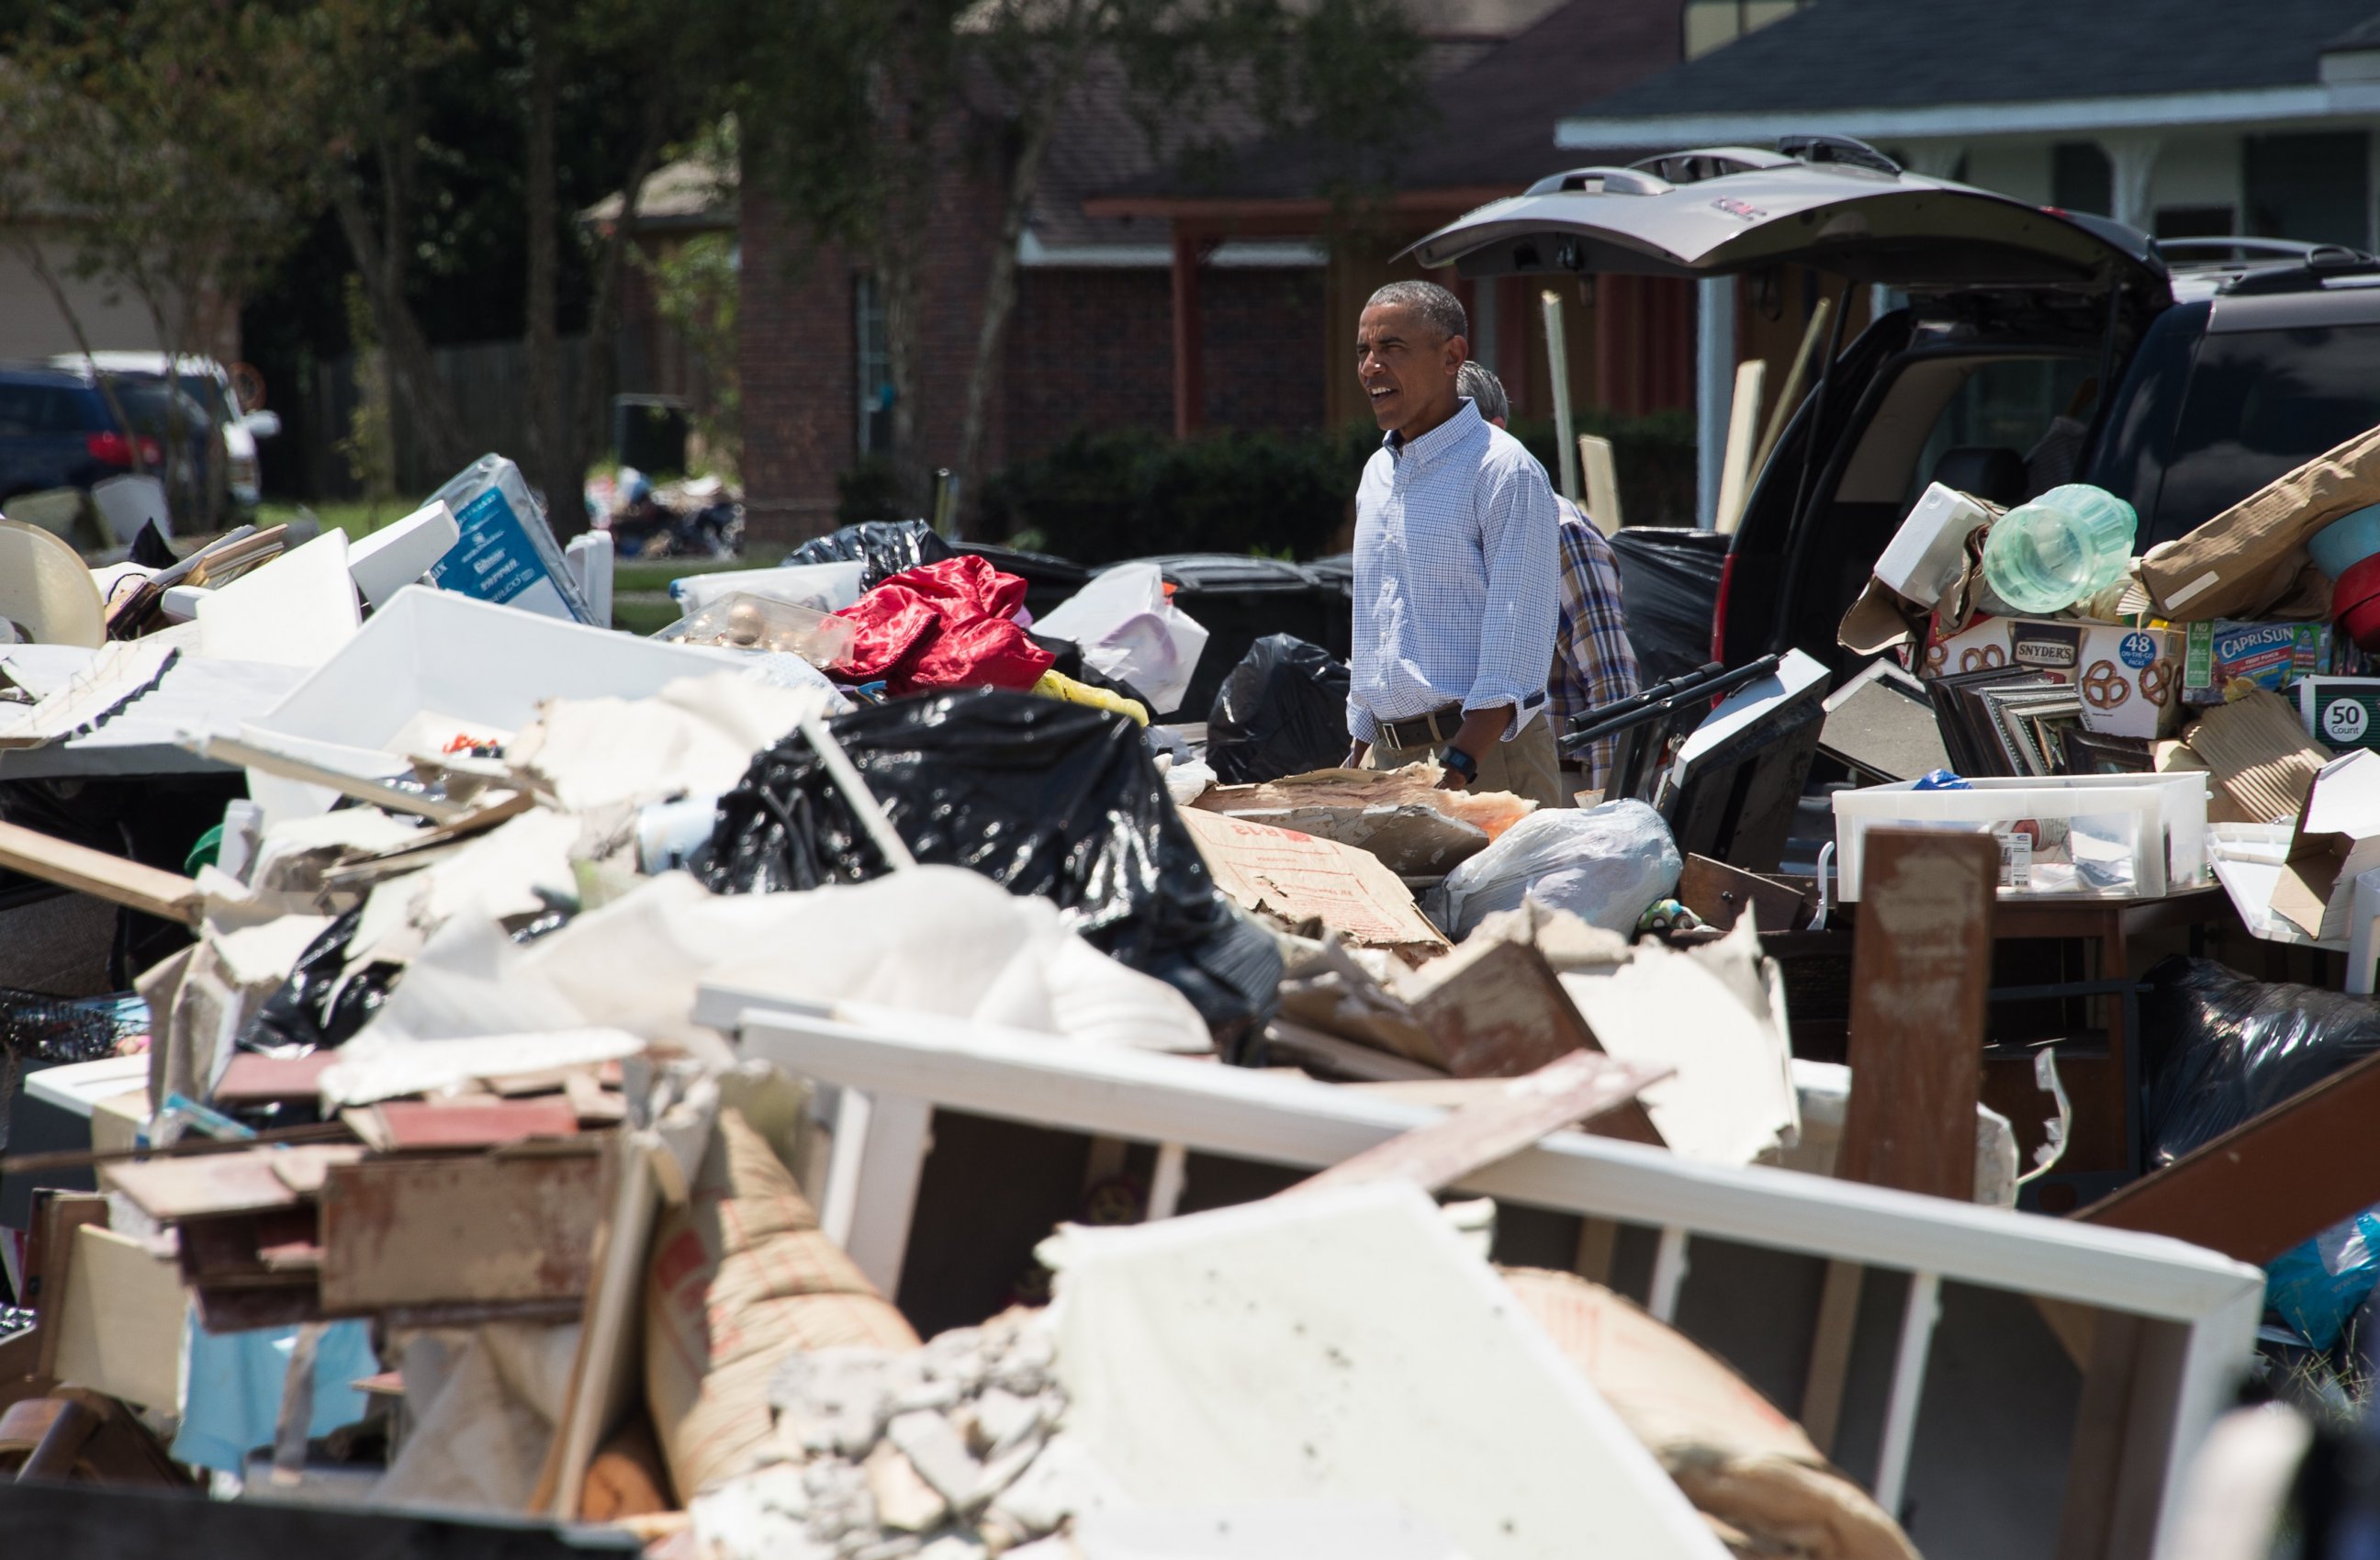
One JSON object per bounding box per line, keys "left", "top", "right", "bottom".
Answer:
{"left": 2153, "top": 322, "right": 2380, "bottom": 538}
{"left": 0, "top": 383, "right": 95, "bottom": 436}
{"left": 113, "top": 379, "right": 211, "bottom": 433}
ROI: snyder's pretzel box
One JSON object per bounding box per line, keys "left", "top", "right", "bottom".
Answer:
{"left": 1917, "top": 615, "right": 2182, "bottom": 739}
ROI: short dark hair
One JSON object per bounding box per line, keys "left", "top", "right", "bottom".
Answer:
{"left": 1456, "top": 362, "right": 1508, "bottom": 423}
{"left": 1364, "top": 280, "right": 1467, "bottom": 343}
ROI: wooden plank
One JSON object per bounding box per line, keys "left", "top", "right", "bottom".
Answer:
{"left": 50, "top": 1226, "right": 185, "bottom": 1409}
{"left": 213, "top": 1050, "right": 341, "bottom": 1105}
{"left": 193, "top": 733, "right": 468, "bottom": 824}
{"left": 1290, "top": 1049, "right": 1669, "bottom": 1196}
{"left": 1837, "top": 829, "right": 1994, "bottom": 1201}
{"left": 318, "top": 1150, "right": 604, "bottom": 1311}
{"left": 2078, "top": 1043, "right": 2380, "bottom": 1263}
{"left": 28, "top": 1195, "right": 107, "bottom": 1382}
{"left": 103, "top": 1149, "right": 309, "bottom": 1222}
{"left": 535, "top": 1135, "right": 661, "bottom": 1521}
{"left": 347, "top": 1097, "right": 581, "bottom": 1152}
{"left": 1799, "top": 1260, "right": 1864, "bottom": 1458}
{"left": 1409, "top": 940, "right": 1667, "bottom": 1147}
{"left": 1676, "top": 854, "right": 1806, "bottom": 936}
{"left": 0, "top": 820, "right": 202, "bottom": 925}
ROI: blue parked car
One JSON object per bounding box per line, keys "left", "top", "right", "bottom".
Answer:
{"left": 0, "top": 363, "right": 217, "bottom": 534}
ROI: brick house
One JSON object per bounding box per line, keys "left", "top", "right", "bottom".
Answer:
{"left": 734, "top": 2, "right": 1611, "bottom": 549}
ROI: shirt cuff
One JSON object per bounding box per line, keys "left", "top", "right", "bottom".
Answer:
{"left": 1463, "top": 689, "right": 1545, "bottom": 742}
{"left": 1347, "top": 703, "right": 1378, "bottom": 744}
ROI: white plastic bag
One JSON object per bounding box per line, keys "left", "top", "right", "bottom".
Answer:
{"left": 672, "top": 560, "right": 869, "bottom": 617}
{"left": 1434, "top": 800, "right": 1681, "bottom": 939}
{"left": 1037, "top": 563, "right": 1208, "bottom": 715}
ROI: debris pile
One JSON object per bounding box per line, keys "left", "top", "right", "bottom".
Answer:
{"left": 0, "top": 435, "right": 2367, "bottom": 1560}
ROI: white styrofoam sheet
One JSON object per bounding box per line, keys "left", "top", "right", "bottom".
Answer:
{"left": 1044, "top": 1184, "right": 1727, "bottom": 1560}
{"left": 247, "top": 585, "right": 736, "bottom": 779}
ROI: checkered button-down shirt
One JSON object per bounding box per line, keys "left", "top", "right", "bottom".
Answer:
{"left": 1348, "top": 398, "right": 1559, "bottom": 746}
{"left": 1549, "top": 499, "right": 1642, "bottom": 793}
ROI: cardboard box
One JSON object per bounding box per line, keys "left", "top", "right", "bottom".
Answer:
{"left": 1876, "top": 483, "right": 1996, "bottom": 609}
{"left": 2299, "top": 677, "right": 2380, "bottom": 753}
{"left": 2272, "top": 748, "right": 2380, "bottom": 941}
{"left": 1179, "top": 807, "right": 1448, "bottom": 960}
{"left": 1920, "top": 616, "right": 2182, "bottom": 740}
{"left": 2181, "top": 620, "right": 2331, "bottom": 706}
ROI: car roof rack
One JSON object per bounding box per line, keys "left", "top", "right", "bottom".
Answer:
{"left": 2157, "top": 235, "right": 2380, "bottom": 293}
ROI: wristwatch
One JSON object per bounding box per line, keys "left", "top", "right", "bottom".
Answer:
{"left": 1438, "top": 745, "right": 1479, "bottom": 784}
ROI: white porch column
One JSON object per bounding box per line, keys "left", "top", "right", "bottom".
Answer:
{"left": 2105, "top": 135, "right": 2163, "bottom": 232}
{"left": 1695, "top": 275, "right": 1736, "bottom": 530}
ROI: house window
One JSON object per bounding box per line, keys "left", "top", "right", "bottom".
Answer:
{"left": 856, "top": 274, "right": 893, "bottom": 455}
{"left": 1684, "top": 0, "right": 1805, "bottom": 60}
{"left": 2244, "top": 131, "right": 2372, "bottom": 249}
{"left": 2155, "top": 207, "right": 2236, "bottom": 240}
{"left": 2050, "top": 143, "right": 2113, "bottom": 218}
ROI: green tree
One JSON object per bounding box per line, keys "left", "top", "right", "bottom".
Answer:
{"left": 299, "top": 0, "right": 732, "bottom": 521}
{"left": 738, "top": 0, "right": 1426, "bottom": 530}
{"left": 0, "top": 0, "right": 324, "bottom": 528}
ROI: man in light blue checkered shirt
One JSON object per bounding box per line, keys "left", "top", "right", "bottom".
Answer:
{"left": 1342, "top": 280, "right": 1566, "bottom": 808}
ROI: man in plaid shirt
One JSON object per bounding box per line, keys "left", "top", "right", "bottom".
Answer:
{"left": 1458, "top": 364, "right": 1642, "bottom": 799}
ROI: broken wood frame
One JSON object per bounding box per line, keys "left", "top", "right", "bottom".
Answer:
{"left": 714, "top": 993, "right": 2264, "bottom": 1560}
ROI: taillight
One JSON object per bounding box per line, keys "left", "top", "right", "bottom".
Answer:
{"left": 1711, "top": 551, "right": 1735, "bottom": 665}
{"left": 85, "top": 431, "right": 163, "bottom": 467}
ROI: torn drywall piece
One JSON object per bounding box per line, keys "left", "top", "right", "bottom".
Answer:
{"left": 1041, "top": 1182, "right": 1729, "bottom": 1560}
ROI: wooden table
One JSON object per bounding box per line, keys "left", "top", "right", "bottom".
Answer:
{"left": 1828, "top": 886, "right": 2236, "bottom": 1207}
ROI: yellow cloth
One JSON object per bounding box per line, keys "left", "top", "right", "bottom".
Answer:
{"left": 1033, "top": 669, "right": 1149, "bottom": 726}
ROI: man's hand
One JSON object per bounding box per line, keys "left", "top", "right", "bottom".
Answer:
{"left": 1435, "top": 704, "right": 1512, "bottom": 791}
{"left": 1344, "top": 741, "right": 1370, "bottom": 769}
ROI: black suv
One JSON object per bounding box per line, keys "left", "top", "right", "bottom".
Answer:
{"left": 1406, "top": 141, "right": 2380, "bottom": 672}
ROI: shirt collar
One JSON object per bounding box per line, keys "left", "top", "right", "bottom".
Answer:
{"left": 1384, "top": 397, "right": 1483, "bottom": 466}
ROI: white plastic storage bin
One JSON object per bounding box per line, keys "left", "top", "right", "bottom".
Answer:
{"left": 1833, "top": 773, "right": 2209, "bottom": 901}
{"left": 248, "top": 584, "right": 737, "bottom": 778}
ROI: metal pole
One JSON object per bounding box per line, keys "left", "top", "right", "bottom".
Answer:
{"left": 1696, "top": 275, "right": 1736, "bottom": 530}
{"left": 1540, "top": 289, "right": 1580, "bottom": 503}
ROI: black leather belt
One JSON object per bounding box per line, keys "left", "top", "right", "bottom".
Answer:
{"left": 1375, "top": 706, "right": 1465, "bottom": 749}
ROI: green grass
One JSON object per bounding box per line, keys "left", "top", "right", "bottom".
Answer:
{"left": 257, "top": 499, "right": 386, "bottom": 542}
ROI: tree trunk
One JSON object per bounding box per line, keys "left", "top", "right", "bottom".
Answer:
{"left": 522, "top": 12, "right": 568, "bottom": 527}
{"left": 16, "top": 236, "right": 148, "bottom": 477}
{"left": 954, "top": 38, "right": 1087, "bottom": 539}
{"left": 329, "top": 176, "right": 467, "bottom": 478}
{"left": 565, "top": 94, "right": 668, "bottom": 529}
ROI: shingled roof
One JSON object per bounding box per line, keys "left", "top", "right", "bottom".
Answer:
{"left": 1563, "top": 0, "right": 2380, "bottom": 126}
{"left": 1093, "top": 0, "right": 1681, "bottom": 212}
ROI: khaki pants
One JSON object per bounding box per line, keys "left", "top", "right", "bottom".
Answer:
{"left": 1364, "top": 714, "right": 1568, "bottom": 810}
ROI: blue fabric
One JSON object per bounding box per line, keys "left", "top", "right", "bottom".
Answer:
{"left": 171, "top": 1316, "right": 377, "bottom": 1473}
{"left": 2265, "top": 1210, "right": 2380, "bottom": 1352}
{"left": 1349, "top": 397, "right": 1561, "bottom": 746}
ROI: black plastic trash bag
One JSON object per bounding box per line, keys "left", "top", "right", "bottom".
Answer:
{"left": 695, "top": 690, "right": 1281, "bottom": 1054}
{"left": 1206, "top": 634, "right": 1352, "bottom": 785}
{"left": 241, "top": 907, "right": 406, "bottom": 1054}
{"left": 1607, "top": 527, "right": 1728, "bottom": 686}
{"left": 781, "top": 521, "right": 955, "bottom": 592}
{"left": 2140, "top": 956, "right": 2380, "bottom": 1166}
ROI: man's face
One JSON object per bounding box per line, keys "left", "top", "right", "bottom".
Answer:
{"left": 1357, "top": 302, "right": 1465, "bottom": 437}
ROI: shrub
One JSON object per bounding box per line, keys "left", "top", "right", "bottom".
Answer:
{"left": 1507, "top": 409, "right": 1698, "bottom": 529}
{"left": 980, "top": 426, "right": 1362, "bottom": 565}
{"left": 978, "top": 407, "right": 1700, "bottom": 563}
{"left": 836, "top": 455, "right": 904, "bottom": 525}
